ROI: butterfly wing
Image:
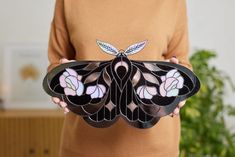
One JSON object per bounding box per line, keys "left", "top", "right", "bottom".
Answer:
{"left": 43, "top": 58, "right": 200, "bottom": 129}
{"left": 43, "top": 60, "right": 123, "bottom": 128}
{"left": 140, "top": 61, "right": 200, "bottom": 100}
{"left": 43, "top": 61, "right": 110, "bottom": 115}
{"left": 128, "top": 60, "right": 200, "bottom": 118}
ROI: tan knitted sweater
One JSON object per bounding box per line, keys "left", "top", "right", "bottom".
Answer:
{"left": 47, "top": 0, "right": 192, "bottom": 156}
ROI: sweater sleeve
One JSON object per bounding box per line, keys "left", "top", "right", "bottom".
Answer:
{"left": 47, "top": 0, "right": 75, "bottom": 73}
{"left": 162, "top": 0, "right": 193, "bottom": 70}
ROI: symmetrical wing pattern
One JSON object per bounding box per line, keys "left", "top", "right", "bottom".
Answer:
{"left": 43, "top": 39, "right": 200, "bottom": 128}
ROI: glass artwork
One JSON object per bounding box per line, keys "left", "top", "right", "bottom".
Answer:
{"left": 43, "top": 40, "right": 200, "bottom": 129}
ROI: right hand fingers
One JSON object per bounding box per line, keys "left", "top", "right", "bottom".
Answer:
{"left": 51, "top": 97, "right": 70, "bottom": 114}
{"left": 59, "top": 58, "right": 76, "bottom": 64}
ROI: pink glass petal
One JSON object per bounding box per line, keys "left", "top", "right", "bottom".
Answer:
{"left": 173, "top": 71, "right": 180, "bottom": 78}
{"left": 176, "top": 76, "right": 184, "bottom": 88}
{"left": 159, "top": 83, "right": 167, "bottom": 97}
{"left": 166, "top": 69, "right": 177, "bottom": 78}
{"left": 138, "top": 86, "right": 145, "bottom": 98}
{"left": 146, "top": 86, "right": 157, "bottom": 95}
{"left": 167, "top": 79, "right": 178, "bottom": 91}
{"left": 143, "top": 88, "right": 153, "bottom": 99}
{"left": 166, "top": 89, "right": 179, "bottom": 97}
{"left": 65, "top": 76, "right": 79, "bottom": 90}
{"left": 161, "top": 76, "right": 166, "bottom": 81}
{"left": 63, "top": 71, "right": 69, "bottom": 77}
{"left": 64, "top": 87, "right": 76, "bottom": 96}
{"left": 136, "top": 86, "right": 143, "bottom": 95}
{"left": 59, "top": 75, "right": 67, "bottom": 88}
{"left": 76, "top": 81, "right": 84, "bottom": 96}
{"left": 65, "top": 68, "right": 78, "bottom": 77}
{"left": 98, "top": 84, "right": 106, "bottom": 93}
{"left": 98, "top": 88, "right": 104, "bottom": 98}
{"left": 91, "top": 89, "right": 99, "bottom": 98}
{"left": 86, "top": 86, "right": 96, "bottom": 95}
{"left": 164, "top": 78, "right": 177, "bottom": 90}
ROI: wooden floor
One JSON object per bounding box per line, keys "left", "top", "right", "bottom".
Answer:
{"left": 0, "top": 109, "right": 64, "bottom": 157}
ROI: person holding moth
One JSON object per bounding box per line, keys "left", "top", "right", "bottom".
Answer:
{"left": 47, "top": 0, "right": 192, "bottom": 156}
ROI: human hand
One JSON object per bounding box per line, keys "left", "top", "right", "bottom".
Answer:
{"left": 167, "top": 56, "right": 186, "bottom": 117}
{"left": 51, "top": 58, "right": 76, "bottom": 114}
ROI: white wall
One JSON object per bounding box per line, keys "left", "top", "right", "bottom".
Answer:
{"left": 188, "top": 1, "right": 235, "bottom": 88}
{"left": 188, "top": 0, "right": 235, "bottom": 78}
{"left": 0, "top": 0, "right": 55, "bottom": 108}
{"left": 187, "top": 0, "right": 235, "bottom": 129}
{"left": 0, "top": 0, "right": 234, "bottom": 125}
{"left": 0, "top": 0, "right": 54, "bottom": 48}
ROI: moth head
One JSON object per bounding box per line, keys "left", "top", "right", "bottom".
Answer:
{"left": 116, "top": 49, "right": 127, "bottom": 57}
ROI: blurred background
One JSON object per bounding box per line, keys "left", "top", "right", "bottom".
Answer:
{"left": 0, "top": 0, "right": 234, "bottom": 156}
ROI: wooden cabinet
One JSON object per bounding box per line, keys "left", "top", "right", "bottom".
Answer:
{"left": 0, "top": 109, "right": 64, "bottom": 157}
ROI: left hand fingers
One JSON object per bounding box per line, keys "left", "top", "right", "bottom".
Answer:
{"left": 168, "top": 107, "right": 180, "bottom": 117}
{"left": 178, "top": 100, "right": 186, "bottom": 108}
{"left": 173, "top": 107, "right": 180, "bottom": 115}
{"left": 168, "top": 56, "right": 184, "bottom": 117}
{"left": 169, "top": 100, "right": 186, "bottom": 117}
{"left": 169, "top": 56, "right": 179, "bottom": 64}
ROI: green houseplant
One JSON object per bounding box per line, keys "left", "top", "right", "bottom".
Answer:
{"left": 180, "top": 50, "right": 235, "bottom": 157}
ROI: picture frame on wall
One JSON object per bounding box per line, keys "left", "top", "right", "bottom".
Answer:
{"left": 2, "top": 43, "right": 56, "bottom": 109}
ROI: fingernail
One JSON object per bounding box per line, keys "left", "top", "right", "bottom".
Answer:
{"left": 64, "top": 107, "right": 70, "bottom": 114}
{"left": 174, "top": 107, "right": 180, "bottom": 115}
{"left": 52, "top": 97, "right": 60, "bottom": 104}
{"left": 60, "top": 102, "right": 67, "bottom": 108}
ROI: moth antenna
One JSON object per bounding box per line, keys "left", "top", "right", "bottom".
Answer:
{"left": 124, "top": 40, "right": 148, "bottom": 56}
{"left": 96, "top": 39, "right": 119, "bottom": 56}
